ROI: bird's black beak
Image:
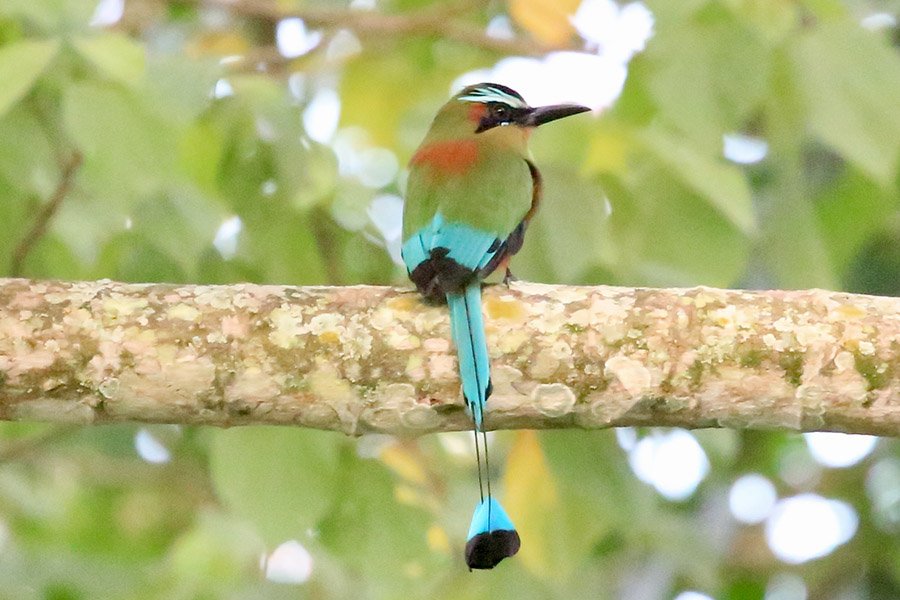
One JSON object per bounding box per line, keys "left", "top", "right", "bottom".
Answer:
{"left": 523, "top": 103, "right": 591, "bottom": 127}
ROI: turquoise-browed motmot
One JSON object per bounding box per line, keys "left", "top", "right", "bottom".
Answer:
{"left": 401, "top": 83, "right": 590, "bottom": 570}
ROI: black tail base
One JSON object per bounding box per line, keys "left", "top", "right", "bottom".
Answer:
{"left": 465, "top": 529, "right": 521, "bottom": 570}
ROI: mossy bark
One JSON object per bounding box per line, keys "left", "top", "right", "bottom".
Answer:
{"left": 0, "top": 278, "right": 897, "bottom": 436}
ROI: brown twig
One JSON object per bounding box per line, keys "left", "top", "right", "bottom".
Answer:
{"left": 195, "top": 0, "right": 567, "bottom": 56}
{"left": 9, "top": 151, "right": 83, "bottom": 277}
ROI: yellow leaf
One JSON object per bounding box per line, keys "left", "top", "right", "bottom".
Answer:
{"left": 502, "top": 430, "right": 568, "bottom": 579}
{"left": 508, "top": 0, "right": 580, "bottom": 46}
{"left": 426, "top": 524, "right": 451, "bottom": 554}
{"left": 381, "top": 443, "right": 429, "bottom": 486}
{"left": 187, "top": 31, "right": 250, "bottom": 58}
{"left": 584, "top": 122, "right": 634, "bottom": 175}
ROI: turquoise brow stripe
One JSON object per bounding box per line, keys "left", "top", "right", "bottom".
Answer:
{"left": 458, "top": 87, "right": 527, "bottom": 108}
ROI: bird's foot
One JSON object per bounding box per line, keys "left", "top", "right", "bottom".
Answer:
{"left": 502, "top": 268, "right": 518, "bottom": 287}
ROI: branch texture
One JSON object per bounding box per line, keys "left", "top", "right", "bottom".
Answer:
{"left": 0, "top": 279, "right": 897, "bottom": 436}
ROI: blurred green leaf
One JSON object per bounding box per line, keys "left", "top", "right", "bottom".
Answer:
{"left": 209, "top": 427, "right": 340, "bottom": 544}
{"left": 240, "top": 207, "right": 328, "bottom": 285}
{"left": 845, "top": 218, "right": 900, "bottom": 296}
{"left": 722, "top": 0, "right": 799, "bottom": 45}
{"left": 0, "top": 104, "right": 57, "bottom": 196}
{"left": 72, "top": 32, "right": 145, "bottom": 89}
{"left": 128, "top": 191, "right": 225, "bottom": 275}
{"left": 179, "top": 119, "right": 226, "bottom": 195}
{"left": 504, "top": 431, "right": 577, "bottom": 580}
{"left": 206, "top": 93, "right": 339, "bottom": 219}
{"left": 644, "top": 7, "right": 769, "bottom": 151}
{"left": 275, "top": 137, "right": 339, "bottom": 212}
{"left": 514, "top": 164, "right": 612, "bottom": 284}
{"left": 792, "top": 24, "right": 900, "bottom": 185}
{"left": 195, "top": 247, "right": 263, "bottom": 284}
{"left": 0, "top": 16, "right": 25, "bottom": 46}
{"left": 0, "top": 37, "right": 58, "bottom": 118}
{"left": 816, "top": 168, "right": 896, "bottom": 275}
{"left": 0, "top": 177, "right": 32, "bottom": 274}
{"left": 760, "top": 185, "right": 839, "bottom": 290}
{"left": 142, "top": 55, "right": 221, "bottom": 126}
{"left": 317, "top": 443, "right": 433, "bottom": 597}
{"left": 337, "top": 229, "right": 400, "bottom": 286}
{"left": 167, "top": 510, "right": 265, "bottom": 596}
{"left": 17, "top": 235, "right": 85, "bottom": 279}
{"left": 63, "top": 81, "right": 177, "bottom": 199}
{"left": 96, "top": 233, "right": 188, "bottom": 283}
{"left": 541, "top": 430, "right": 650, "bottom": 531}
{"left": 600, "top": 153, "right": 751, "bottom": 286}
{"left": 640, "top": 127, "right": 756, "bottom": 235}
{"left": 1, "top": 0, "right": 95, "bottom": 33}
{"left": 342, "top": 48, "right": 457, "bottom": 148}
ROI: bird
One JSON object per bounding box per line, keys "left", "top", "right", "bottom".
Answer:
{"left": 401, "top": 82, "right": 590, "bottom": 570}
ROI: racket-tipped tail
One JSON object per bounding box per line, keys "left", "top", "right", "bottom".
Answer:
{"left": 465, "top": 497, "right": 520, "bottom": 570}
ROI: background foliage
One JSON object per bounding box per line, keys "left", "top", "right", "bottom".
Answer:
{"left": 0, "top": 0, "right": 898, "bottom": 598}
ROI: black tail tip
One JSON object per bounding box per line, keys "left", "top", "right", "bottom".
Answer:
{"left": 465, "top": 529, "right": 521, "bottom": 570}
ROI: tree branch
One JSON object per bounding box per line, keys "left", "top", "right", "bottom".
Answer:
{"left": 194, "top": 0, "right": 564, "bottom": 56}
{"left": 0, "top": 279, "right": 897, "bottom": 436}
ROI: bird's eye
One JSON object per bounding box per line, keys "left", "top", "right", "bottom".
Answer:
{"left": 490, "top": 104, "right": 509, "bottom": 120}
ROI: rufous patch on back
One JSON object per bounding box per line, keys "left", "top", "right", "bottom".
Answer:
{"left": 410, "top": 139, "right": 479, "bottom": 176}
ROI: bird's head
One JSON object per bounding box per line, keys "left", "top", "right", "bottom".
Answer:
{"left": 438, "top": 83, "right": 591, "bottom": 139}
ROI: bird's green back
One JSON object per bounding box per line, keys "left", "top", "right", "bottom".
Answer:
{"left": 403, "top": 144, "right": 533, "bottom": 241}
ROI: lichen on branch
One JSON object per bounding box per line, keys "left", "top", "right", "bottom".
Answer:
{"left": 0, "top": 278, "right": 897, "bottom": 436}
